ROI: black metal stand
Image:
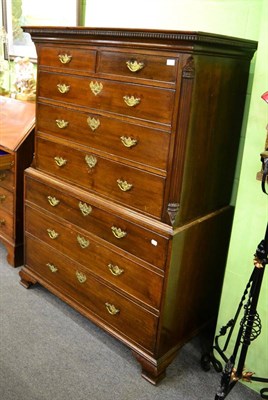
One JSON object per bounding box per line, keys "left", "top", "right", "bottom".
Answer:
{"left": 201, "top": 153, "right": 268, "bottom": 399}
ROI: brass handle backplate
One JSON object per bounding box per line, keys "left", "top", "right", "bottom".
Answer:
{"left": 57, "top": 83, "right": 70, "bottom": 94}
{"left": 123, "top": 95, "right": 141, "bottom": 107}
{"left": 0, "top": 173, "right": 6, "bottom": 181}
{"left": 47, "top": 229, "right": 59, "bottom": 239}
{"left": 56, "top": 119, "right": 69, "bottom": 129}
{"left": 78, "top": 201, "right": 92, "bottom": 216}
{"left": 90, "top": 81, "right": 103, "bottom": 96}
{"left": 105, "top": 302, "right": 120, "bottom": 315}
{"left": 87, "top": 117, "right": 100, "bottom": 131}
{"left": 126, "top": 60, "right": 145, "bottom": 72}
{"left": 46, "top": 263, "right": 58, "bottom": 273}
{"left": 76, "top": 271, "right": 87, "bottom": 283}
{"left": 47, "top": 196, "right": 60, "bottom": 207}
{"left": 54, "top": 156, "right": 67, "bottom": 167}
{"left": 0, "top": 219, "right": 6, "bottom": 226}
{"left": 120, "top": 136, "right": 138, "bottom": 148}
{"left": 58, "top": 54, "right": 72, "bottom": 64}
{"left": 77, "top": 234, "right": 90, "bottom": 249}
{"left": 117, "top": 179, "right": 133, "bottom": 192}
{"left": 0, "top": 195, "right": 6, "bottom": 202}
{"left": 85, "top": 155, "right": 97, "bottom": 169}
{"left": 108, "top": 263, "right": 124, "bottom": 276}
{"left": 111, "top": 226, "right": 127, "bottom": 239}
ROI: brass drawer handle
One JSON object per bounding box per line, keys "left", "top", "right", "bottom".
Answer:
{"left": 0, "top": 173, "right": 6, "bottom": 181}
{"left": 77, "top": 234, "right": 90, "bottom": 249}
{"left": 46, "top": 263, "right": 58, "bottom": 273}
{"left": 120, "top": 136, "right": 138, "bottom": 148}
{"left": 89, "top": 81, "right": 103, "bottom": 96}
{"left": 117, "top": 179, "right": 133, "bottom": 192}
{"left": 54, "top": 156, "right": 67, "bottom": 167}
{"left": 47, "top": 196, "right": 60, "bottom": 207}
{"left": 76, "top": 270, "right": 87, "bottom": 284}
{"left": 111, "top": 226, "right": 127, "bottom": 239}
{"left": 105, "top": 302, "right": 120, "bottom": 315}
{"left": 0, "top": 219, "right": 6, "bottom": 226}
{"left": 126, "top": 60, "right": 145, "bottom": 72}
{"left": 47, "top": 229, "right": 59, "bottom": 239}
{"left": 78, "top": 201, "right": 92, "bottom": 216}
{"left": 85, "top": 154, "right": 97, "bottom": 169}
{"left": 58, "top": 53, "right": 72, "bottom": 64}
{"left": 87, "top": 117, "right": 100, "bottom": 131}
{"left": 0, "top": 195, "right": 6, "bottom": 202}
{"left": 108, "top": 263, "right": 124, "bottom": 276}
{"left": 57, "top": 83, "right": 70, "bottom": 94}
{"left": 123, "top": 95, "right": 141, "bottom": 107}
{"left": 56, "top": 119, "right": 69, "bottom": 129}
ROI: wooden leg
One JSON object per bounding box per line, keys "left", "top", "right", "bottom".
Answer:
{"left": 132, "top": 350, "right": 177, "bottom": 385}
{"left": 19, "top": 268, "right": 37, "bottom": 289}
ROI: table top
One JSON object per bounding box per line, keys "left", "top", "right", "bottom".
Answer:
{"left": 0, "top": 96, "right": 35, "bottom": 151}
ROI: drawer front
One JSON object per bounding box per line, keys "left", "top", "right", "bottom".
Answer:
{"left": 37, "top": 103, "right": 170, "bottom": 173}
{"left": 38, "top": 71, "right": 175, "bottom": 125}
{"left": 25, "top": 173, "right": 168, "bottom": 269}
{"left": 0, "top": 209, "right": 13, "bottom": 238}
{"left": 0, "top": 170, "right": 14, "bottom": 191}
{"left": 38, "top": 46, "right": 97, "bottom": 74}
{"left": 0, "top": 152, "right": 14, "bottom": 170}
{"left": 36, "top": 137, "right": 165, "bottom": 219}
{"left": 26, "top": 236, "right": 157, "bottom": 352}
{"left": 98, "top": 51, "right": 178, "bottom": 83}
{"left": 0, "top": 186, "right": 13, "bottom": 214}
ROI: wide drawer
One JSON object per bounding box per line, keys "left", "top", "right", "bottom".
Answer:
{"left": 0, "top": 208, "right": 14, "bottom": 238}
{"left": 0, "top": 170, "right": 14, "bottom": 191}
{"left": 38, "top": 46, "right": 97, "bottom": 74}
{"left": 98, "top": 51, "right": 178, "bottom": 83}
{"left": 0, "top": 186, "right": 13, "bottom": 214}
{"left": 37, "top": 102, "right": 170, "bottom": 173}
{"left": 38, "top": 71, "right": 175, "bottom": 125}
{"left": 25, "top": 171, "right": 168, "bottom": 269}
{"left": 25, "top": 234, "right": 158, "bottom": 353}
{"left": 36, "top": 136, "right": 165, "bottom": 219}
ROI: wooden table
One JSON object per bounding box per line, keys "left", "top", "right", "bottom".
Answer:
{"left": 0, "top": 96, "right": 35, "bottom": 266}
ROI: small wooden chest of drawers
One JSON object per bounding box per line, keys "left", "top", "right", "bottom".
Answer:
{"left": 0, "top": 96, "right": 35, "bottom": 266}
{"left": 19, "top": 28, "right": 257, "bottom": 383}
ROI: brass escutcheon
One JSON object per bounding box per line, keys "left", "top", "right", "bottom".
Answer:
{"left": 105, "top": 302, "right": 120, "bottom": 315}
{"left": 0, "top": 173, "right": 6, "bottom": 181}
{"left": 108, "top": 263, "right": 124, "bottom": 276}
{"left": 126, "top": 60, "right": 145, "bottom": 72}
{"left": 58, "top": 53, "right": 72, "bottom": 64}
{"left": 47, "top": 196, "right": 60, "bottom": 207}
{"left": 78, "top": 201, "right": 92, "bottom": 216}
{"left": 111, "top": 226, "right": 127, "bottom": 239}
{"left": 77, "top": 234, "right": 90, "bottom": 249}
{"left": 0, "top": 219, "right": 5, "bottom": 226}
{"left": 54, "top": 156, "right": 67, "bottom": 167}
{"left": 46, "top": 263, "right": 58, "bottom": 273}
{"left": 123, "top": 95, "right": 141, "bottom": 107}
{"left": 87, "top": 117, "right": 100, "bottom": 131}
{"left": 47, "top": 229, "right": 59, "bottom": 239}
{"left": 76, "top": 271, "right": 87, "bottom": 284}
{"left": 56, "top": 119, "right": 69, "bottom": 129}
{"left": 0, "top": 195, "right": 6, "bottom": 202}
{"left": 57, "top": 83, "right": 70, "bottom": 94}
{"left": 120, "top": 136, "right": 138, "bottom": 148}
{"left": 117, "top": 179, "right": 133, "bottom": 192}
{"left": 85, "top": 154, "right": 97, "bottom": 169}
{"left": 89, "top": 81, "right": 103, "bottom": 96}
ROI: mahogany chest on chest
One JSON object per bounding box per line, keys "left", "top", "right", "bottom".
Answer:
{"left": 19, "top": 27, "right": 257, "bottom": 383}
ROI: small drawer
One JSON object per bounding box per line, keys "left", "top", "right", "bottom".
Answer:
{"left": 38, "top": 46, "right": 97, "bottom": 74}
{"left": 0, "top": 170, "right": 14, "bottom": 193}
{"left": 0, "top": 209, "right": 14, "bottom": 238}
{"left": 35, "top": 136, "right": 166, "bottom": 219}
{"left": 0, "top": 186, "right": 14, "bottom": 214}
{"left": 38, "top": 71, "right": 175, "bottom": 125}
{"left": 98, "top": 51, "right": 178, "bottom": 83}
{"left": 0, "top": 151, "right": 14, "bottom": 171}
{"left": 25, "top": 171, "right": 169, "bottom": 269}
{"left": 37, "top": 102, "right": 170, "bottom": 174}
{"left": 25, "top": 235, "right": 158, "bottom": 352}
